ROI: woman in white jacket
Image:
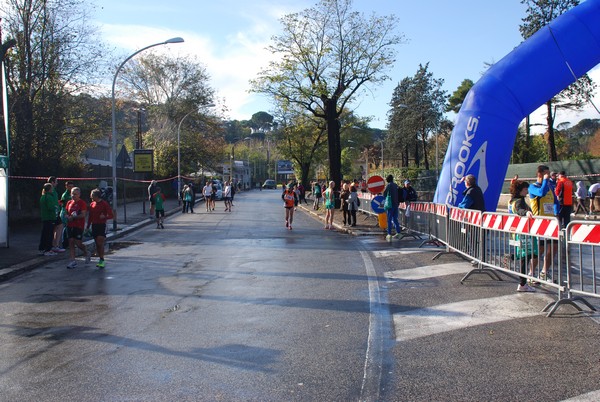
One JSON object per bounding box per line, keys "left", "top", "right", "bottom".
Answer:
{"left": 347, "top": 185, "right": 360, "bottom": 227}
{"left": 574, "top": 181, "right": 588, "bottom": 215}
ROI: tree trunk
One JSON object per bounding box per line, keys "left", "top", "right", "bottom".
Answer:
{"left": 546, "top": 100, "right": 558, "bottom": 161}
{"left": 300, "top": 162, "right": 311, "bottom": 190}
{"left": 413, "top": 133, "right": 420, "bottom": 167}
{"left": 422, "top": 128, "right": 430, "bottom": 171}
{"left": 324, "top": 98, "right": 341, "bottom": 192}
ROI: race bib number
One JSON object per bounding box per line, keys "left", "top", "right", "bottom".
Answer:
{"left": 543, "top": 203, "right": 554, "bottom": 215}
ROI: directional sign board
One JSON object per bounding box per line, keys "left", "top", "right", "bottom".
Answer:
{"left": 371, "top": 195, "right": 385, "bottom": 214}
{"left": 367, "top": 175, "right": 385, "bottom": 194}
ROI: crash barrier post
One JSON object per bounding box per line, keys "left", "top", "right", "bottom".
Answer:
{"left": 444, "top": 207, "right": 502, "bottom": 282}
{"left": 425, "top": 203, "right": 447, "bottom": 249}
{"left": 357, "top": 192, "right": 377, "bottom": 224}
{"left": 551, "top": 221, "right": 600, "bottom": 316}
{"left": 398, "top": 202, "right": 425, "bottom": 240}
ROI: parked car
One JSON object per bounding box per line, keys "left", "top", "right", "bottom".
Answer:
{"left": 262, "top": 179, "right": 277, "bottom": 189}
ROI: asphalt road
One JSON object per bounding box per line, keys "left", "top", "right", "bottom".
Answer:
{"left": 0, "top": 190, "right": 383, "bottom": 401}
{"left": 1, "top": 190, "right": 600, "bottom": 401}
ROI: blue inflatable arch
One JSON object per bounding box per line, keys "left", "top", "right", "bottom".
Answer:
{"left": 434, "top": 0, "right": 600, "bottom": 210}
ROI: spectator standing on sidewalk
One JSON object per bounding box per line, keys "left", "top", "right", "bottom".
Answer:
{"left": 340, "top": 182, "right": 350, "bottom": 226}
{"left": 87, "top": 189, "right": 112, "bottom": 269}
{"left": 59, "top": 181, "right": 74, "bottom": 250}
{"left": 509, "top": 180, "right": 537, "bottom": 292}
{"left": 39, "top": 183, "right": 58, "bottom": 256}
{"left": 188, "top": 183, "right": 195, "bottom": 213}
{"left": 324, "top": 181, "right": 335, "bottom": 230}
{"left": 47, "top": 176, "right": 65, "bottom": 253}
{"left": 148, "top": 180, "right": 157, "bottom": 218}
{"left": 347, "top": 185, "right": 360, "bottom": 227}
{"left": 312, "top": 181, "right": 322, "bottom": 210}
{"left": 529, "top": 165, "right": 559, "bottom": 282}
{"left": 65, "top": 187, "right": 90, "bottom": 269}
{"left": 555, "top": 171, "right": 573, "bottom": 229}
{"left": 298, "top": 183, "right": 307, "bottom": 205}
{"left": 383, "top": 175, "right": 403, "bottom": 241}
{"left": 458, "top": 174, "right": 486, "bottom": 211}
{"left": 574, "top": 181, "right": 588, "bottom": 215}
{"left": 403, "top": 180, "right": 418, "bottom": 205}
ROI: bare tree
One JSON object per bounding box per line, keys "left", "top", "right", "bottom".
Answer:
{"left": 251, "top": 0, "right": 403, "bottom": 191}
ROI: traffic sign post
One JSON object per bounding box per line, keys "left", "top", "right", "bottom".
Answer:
{"left": 371, "top": 195, "right": 385, "bottom": 214}
{"left": 367, "top": 175, "right": 385, "bottom": 194}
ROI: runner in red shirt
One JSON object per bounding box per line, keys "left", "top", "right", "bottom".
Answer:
{"left": 87, "top": 189, "right": 113, "bottom": 269}
{"left": 65, "top": 187, "right": 90, "bottom": 269}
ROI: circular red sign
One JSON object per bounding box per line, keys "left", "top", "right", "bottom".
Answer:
{"left": 367, "top": 175, "right": 385, "bottom": 194}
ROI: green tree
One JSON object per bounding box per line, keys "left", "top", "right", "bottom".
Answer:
{"left": 251, "top": 0, "right": 403, "bottom": 191}
{"left": 387, "top": 64, "right": 447, "bottom": 170}
{"left": 520, "top": 0, "right": 596, "bottom": 161}
{"left": 446, "top": 79, "right": 474, "bottom": 113}
{"left": 118, "top": 53, "right": 219, "bottom": 176}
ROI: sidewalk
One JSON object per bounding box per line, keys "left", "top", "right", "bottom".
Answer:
{"left": 0, "top": 196, "right": 187, "bottom": 281}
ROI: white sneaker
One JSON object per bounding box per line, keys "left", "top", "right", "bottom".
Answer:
{"left": 517, "top": 284, "right": 536, "bottom": 292}
{"left": 52, "top": 247, "right": 66, "bottom": 253}
{"left": 44, "top": 251, "right": 57, "bottom": 256}
{"left": 386, "top": 234, "right": 392, "bottom": 242}
{"left": 67, "top": 260, "right": 78, "bottom": 269}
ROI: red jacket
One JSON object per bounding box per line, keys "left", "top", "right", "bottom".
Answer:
{"left": 555, "top": 177, "right": 573, "bottom": 206}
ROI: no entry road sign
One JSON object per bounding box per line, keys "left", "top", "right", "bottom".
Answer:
{"left": 367, "top": 175, "right": 385, "bottom": 194}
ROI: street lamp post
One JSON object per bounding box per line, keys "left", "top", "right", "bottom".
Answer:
{"left": 110, "top": 37, "right": 184, "bottom": 232}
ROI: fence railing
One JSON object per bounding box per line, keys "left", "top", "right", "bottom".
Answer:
{"left": 355, "top": 194, "right": 599, "bottom": 317}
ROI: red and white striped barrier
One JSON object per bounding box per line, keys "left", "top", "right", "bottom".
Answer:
{"left": 482, "top": 214, "right": 559, "bottom": 239}
{"left": 449, "top": 207, "right": 482, "bottom": 226}
{"left": 569, "top": 222, "right": 600, "bottom": 244}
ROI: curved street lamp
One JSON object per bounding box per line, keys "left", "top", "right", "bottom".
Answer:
{"left": 110, "top": 37, "right": 184, "bottom": 231}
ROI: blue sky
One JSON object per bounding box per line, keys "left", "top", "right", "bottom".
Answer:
{"left": 93, "top": 0, "right": 600, "bottom": 130}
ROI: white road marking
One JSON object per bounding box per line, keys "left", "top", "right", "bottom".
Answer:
{"left": 562, "top": 390, "right": 600, "bottom": 401}
{"left": 385, "top": 262, "right": 472, "bottom": 281}
{"left": 394, "top": 293, "right": 549, "bottom": 342}
{"left": 358, "top": 248, "right": 389, "bottom": 402}
{"left": 372, "top": 248, "right": 438, "bottom": 258}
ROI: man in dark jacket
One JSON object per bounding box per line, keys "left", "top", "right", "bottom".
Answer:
{"left": 458, "top": 174, "right": 486, "bottom": 211}
{"left": 383, "top": 175, "right": 402, "bottom": 241}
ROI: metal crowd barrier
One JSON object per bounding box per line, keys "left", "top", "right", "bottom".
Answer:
{"left": 478, "top": 212, "right": 571, "bottom": 314}
{"left": 560, "top": 221, "right": 600, "bottom": 314}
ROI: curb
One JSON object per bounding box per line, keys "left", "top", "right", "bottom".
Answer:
{"left": 0, "top": 205, "right": 182, "bottom": 282}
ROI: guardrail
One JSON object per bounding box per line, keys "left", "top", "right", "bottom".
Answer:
{"left": 355, "top": 194, "right": 599, "bottom": 317}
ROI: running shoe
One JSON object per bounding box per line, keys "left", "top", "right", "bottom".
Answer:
{"left": 386, "top": 234, "right": 392, "bottom": 242}
{"left": 160, "top": 223, "right": 164, "bottom": 229}
{"left": 52, "top": 247, "right": 66, "bottom": 253}
{"left": 96, "top": 259, "right": 105, "bottom": 269}
{"left": 44, "top": 250, "right": 57, "bottom": 256}
{"left": 517, "top": 284, "right": 536, "bottom": 292}
{"left": 67, "top": 260, "right": 78, "bottom": 269}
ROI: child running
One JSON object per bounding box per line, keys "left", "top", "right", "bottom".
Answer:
{"left": 87, "top": 189, "right": 113, "bottom": 268}
{"left": 65, "top": 187, "right": 90, "bottom": 269}
{"left": 153, "top": 186, "right": 166, "bottom": 229}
